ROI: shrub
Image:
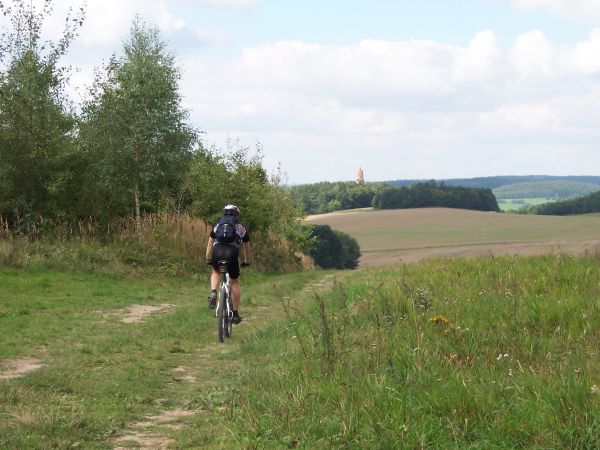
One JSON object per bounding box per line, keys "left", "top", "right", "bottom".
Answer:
{"left": 308, "top": 224, "right": 361, "bottom": 269}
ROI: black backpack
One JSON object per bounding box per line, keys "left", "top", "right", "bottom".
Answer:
{"left": 214, "top": 214, "right": 237, "bottom": 244}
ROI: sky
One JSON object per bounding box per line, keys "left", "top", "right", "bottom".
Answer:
{"left": 15, "top": 0, "right": 600, "bottom": 183}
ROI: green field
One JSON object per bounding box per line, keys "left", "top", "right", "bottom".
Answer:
{"left": 3, "top": 255, "right": 600, "bottom": 448}
{"left": 498, "top": 197, "right": 552, "bottom": 211}
{"left": 0, "top": 267, "right": 330, "bottom": 448}
{"left": 3, "top": 207, "right": 600, "bottom": 447}
{"left": 307, "top": 207, "right": 600, "bottom": 266}
{"left": 234, "top": 255, "right": 600, "bottom": 448}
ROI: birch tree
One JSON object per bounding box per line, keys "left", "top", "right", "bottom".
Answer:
{"left": 79, "top": 18, "right": 196, "bottom": 227}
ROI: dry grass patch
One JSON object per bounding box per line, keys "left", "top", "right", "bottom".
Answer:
{"left": 118, "top": 304, "right": 175, "bottom": 324}
{"left": 0, "top": 358, "right": 45, "bottom": 380}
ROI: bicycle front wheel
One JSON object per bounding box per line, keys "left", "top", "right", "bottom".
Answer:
{"left": 224, "top": 296, "right": 233, "bottom": 339}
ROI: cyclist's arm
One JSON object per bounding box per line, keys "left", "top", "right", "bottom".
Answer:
{"left": 241, "top": 241, "right": 252, "bottom": 264}
{"left": 206, "top": 237, "right": 214, "bottom": 261}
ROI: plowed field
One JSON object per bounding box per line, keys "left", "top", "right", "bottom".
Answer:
{"left": 306, "top": 208, "right": 600, "bottom": 267}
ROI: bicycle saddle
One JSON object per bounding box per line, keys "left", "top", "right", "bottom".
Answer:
{"left": 217, "top": 260, "right": 229, "bottom": 273}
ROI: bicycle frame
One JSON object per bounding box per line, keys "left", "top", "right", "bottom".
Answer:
{"left": 216, "top": 264, "right": 233, "bottom": 342}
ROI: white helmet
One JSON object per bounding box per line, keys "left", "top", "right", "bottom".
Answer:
{"left": 222, "top": 204, "right": 240, "bottom": 216}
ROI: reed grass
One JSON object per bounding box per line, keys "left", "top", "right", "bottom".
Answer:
{"left": 0, "top": 213, "right": 302, "bottom": 276}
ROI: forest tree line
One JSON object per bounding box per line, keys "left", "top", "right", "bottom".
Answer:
{"left": 373, "top": 182, "right": 499, "bottom": 211}
{"left": 288, "top": 182, "right": 387, "bottom": 215}
{"left": 493, "top": 180, "right": 600, "bottom": 200}
{"left": 291, "top": 181, "right": 500, "bottom": 213}
{"left": 530, "top": 191, "right": 600, "bottom": 216}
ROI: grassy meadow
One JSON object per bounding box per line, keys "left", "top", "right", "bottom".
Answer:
{"left": 0, "top": 266, "right": 330, "bottom": 448}
{"left": 232, "top": 254, "right": 600, "bottom": 448}
{"left": 3, "top": 208, "right": 600, "bottom": 448}
{"left": 3, "top": 253, "right": 600, "bottom": 448}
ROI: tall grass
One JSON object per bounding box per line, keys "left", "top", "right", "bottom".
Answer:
{"left": 232, "top": 255, "right": 600, "bottom": 448}
{"left": 0, "top": 213, "right": 302, "bottom": 276}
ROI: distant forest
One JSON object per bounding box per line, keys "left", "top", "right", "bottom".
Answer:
{"left": 494, "top": 180, "right": 600, "bottom": 200}
{"left": 290, "top": 176, "right": 600, "bottom": 215}
{"left": 290, "top": 181, "right": 499, "bottom": 214}
{"left": 373, "top": 182, "right": 499, "bottom": 212}
{"left": 288, "top": 182, "right": 387, "bottom": 214}
{"left": 387, "top": 175, "right": 600, "bottom": 190}
{"left": 531, "top": 191, "right": 600, "bottom": 216}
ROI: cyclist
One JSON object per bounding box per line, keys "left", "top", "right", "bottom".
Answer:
{"left": 205, "top": 204, "right": 252, "bottom": 324}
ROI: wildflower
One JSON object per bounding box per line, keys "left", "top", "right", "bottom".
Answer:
{"left": 591, "top": 385, "right": 599, "bottom": 394}
{"left": 430, "top": 315, "right": 449, "bottom": 325}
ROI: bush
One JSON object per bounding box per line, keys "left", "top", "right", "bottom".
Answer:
{"left": 308, "top": 224, "right": 361, "bottom": 269}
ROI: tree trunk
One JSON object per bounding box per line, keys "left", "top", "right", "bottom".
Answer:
{"left": 134, "top": 179, "right": 141, "bottom": 237}
{"left": 134, "top": 143, "right": 142, "bottom": 239}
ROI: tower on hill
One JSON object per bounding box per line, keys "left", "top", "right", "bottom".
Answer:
{"left": 356, "top": 166, "right": 364, "bottom": 185}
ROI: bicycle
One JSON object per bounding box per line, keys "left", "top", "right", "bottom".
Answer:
{"left": 214, "top": 260, "right": 250, "bottom": 343}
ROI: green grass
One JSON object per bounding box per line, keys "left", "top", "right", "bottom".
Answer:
{"left": 0, "top": 266, "right": 329, "bottom": 448}
{"left": 229, "top": 255, "right": 600, "bottom": 448}
{"left": 4, "top": 254, "right": 600, "bottom": 448}
{"left": 498, "top": 197, "right": 553, "bottom": 211}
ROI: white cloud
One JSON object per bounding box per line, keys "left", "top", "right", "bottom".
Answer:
{"left": 570, "top": 28, "right": 600, "bottom": 74}
{"left": 453, "top": 30, "right": 503, "bottom": 83}
{"left": 508, "top": 30, "right": 556, "bottom": 77}
{"left": 509, "top": 0, "right": 600, "bottom": 21}
{"left": 6, "top": 0, "right": 599, "bottom": 181}
{"left": 191, "top": 0, "right": 259, "bottom": 9}
{"left": 478, "top": 104, "right": 559, "bottom": 130}
{"left": 179, "top": 29, "right": 600, "bottom": 181}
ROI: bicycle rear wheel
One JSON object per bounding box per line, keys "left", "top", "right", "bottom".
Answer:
{"left": 217, "top": 284, "right": 227, "bottom": 343}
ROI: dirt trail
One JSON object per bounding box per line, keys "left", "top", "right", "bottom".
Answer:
{"left": 0, "top": 358, "right": 45, "bottom": 380}
{"left": 111, "top": 274, "right": 339, "bottom": 449}
{"left": 118, "top": 304, "right": 175, "bottom": 324}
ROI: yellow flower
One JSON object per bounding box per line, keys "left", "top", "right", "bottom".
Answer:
{"left": 430, "top": 315, "right": 449, "bottom": 325}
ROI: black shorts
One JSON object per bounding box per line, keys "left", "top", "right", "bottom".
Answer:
{"left": 211, "top": 244, "right": 240, "bottom": 279}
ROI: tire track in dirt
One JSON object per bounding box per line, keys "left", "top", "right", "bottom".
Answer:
{"left": 111, "top": 274, "right": 339, "bottom": 449}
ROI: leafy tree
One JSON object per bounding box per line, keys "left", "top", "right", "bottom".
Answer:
{"left": 79, "top": 18, "right": 196, "bottom": 226}
{"left": 335, "top": 230, "right": 361, "bottom": 269}
{"left": 307, "top": 224, "right": 361, "bottom": 270}
{"left": 184, "top": 141, "right": 303, "bottom": 236}
{"left": 0, "top": 0, "right": 85, "bottom": 223}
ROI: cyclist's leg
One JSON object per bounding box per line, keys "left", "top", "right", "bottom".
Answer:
{"left": 210, "top": 269, "right": 220, "bottom": 291}
{"left": 229, "top": 277, "right": 240, "bottom": 311}
{"left": 225, "top": 246, "right": 241, "bottom": 322}
{"left": 209, "top": 245, "right": 228, "bottom": 308}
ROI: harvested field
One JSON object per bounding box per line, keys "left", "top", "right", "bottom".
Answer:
{"left": 306, "top": 207, "right": 600, "bottom": 267}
